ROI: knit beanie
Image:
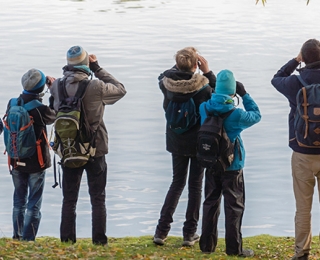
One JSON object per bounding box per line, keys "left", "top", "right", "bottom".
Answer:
{"left": 215, "top": 69, "right": 236, "bottom": 96}
{"left": 67, "top": 46, "right": 89, "bottom": 66}
{"left": 21, "top": 69, "right": 46, "bottom": 93}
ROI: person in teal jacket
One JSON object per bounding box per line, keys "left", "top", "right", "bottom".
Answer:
{"left": 199, "top": 69, "right": 261, "bottom": 257}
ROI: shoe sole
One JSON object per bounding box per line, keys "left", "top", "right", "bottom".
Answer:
{"left": 153, "top": 237, "right": 166, "bottom": 246}
{"left": 182, "top": 237, "right": 200, "bottom": 247}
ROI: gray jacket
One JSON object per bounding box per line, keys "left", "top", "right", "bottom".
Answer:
{"left": 50, "top": 67, "right": 126, "bottom": 157}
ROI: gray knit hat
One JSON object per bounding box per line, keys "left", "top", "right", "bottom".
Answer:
{"left": 67, "top": 46, "right": 89, "bottom": 66}
{"left": 21, "top": 69, "right": 46, "bottom": 92}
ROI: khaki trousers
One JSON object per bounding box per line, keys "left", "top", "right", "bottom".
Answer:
{"left": 291, "top": 151, "right": 320, "bottom": 257}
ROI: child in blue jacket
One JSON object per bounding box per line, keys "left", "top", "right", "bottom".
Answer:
{"left": 199, "top": 69, "right": 261, "bottom": 257}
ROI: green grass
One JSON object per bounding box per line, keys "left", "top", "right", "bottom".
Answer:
{"left": 0, "top": 235, "right": 319, "bottom": 259}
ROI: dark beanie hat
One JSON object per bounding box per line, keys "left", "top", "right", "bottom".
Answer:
{"left": 67, "top": 46, "right": 89, "bottom": 66}
{"left": 21, "top": 69, "right": 46, "bottom": 93}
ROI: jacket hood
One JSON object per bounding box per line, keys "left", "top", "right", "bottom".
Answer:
{"left": 63, "top": 69, "right": 89, "bottom": 84}
{"left": 299, "top": 67, "right": 320, "bottom": 85}
{"left": 163, "top": 71, "right": 209, "bottom": 94}
{"left": 296, "top": 60, "right": 320, "bottom": 71}
{"left": 203, "top": 93, "right": 235, "bottom": 114}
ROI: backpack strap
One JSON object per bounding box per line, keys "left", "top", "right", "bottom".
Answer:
{"left": 75, "top": 79, "right": 90, "bottom": 99}
{"left": 297, "top": 75, "right": 308, "bottom": 87}
{"left": 296, "top": 75, "right": 310, "bottom": 138}
{"left": 205, "top": 107, "right": 235, "bottom": 119}
{"left": 58, "top": 78, "right": 90, "bottom": 100}
{"left": 7, "top": 97, "right": 42, "bottom": 112}
{"left": 301, "top": 87, "right": 309, "bottom": 139}
{"left": 190, "top": 84, "right": 209, "bottom": 100}
{"left": 23, "top": 100, "right": 43, "bottom": 111}
{"left": 220, "top": 108, "right": 236, "bottom": 119}
{"left": 58, "top": 78, "right": 68, "bottom": 101}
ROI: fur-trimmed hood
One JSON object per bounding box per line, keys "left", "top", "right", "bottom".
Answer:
{"left": 163, "top": 73, "right": 209, "bottom": 94}
{"left": 158, "top": 65, "right": 215, "bottom": 156}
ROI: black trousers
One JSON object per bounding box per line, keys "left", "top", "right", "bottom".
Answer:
{"left": 156, "top": 154, "right": 204, "bottom": 237}
{"left": 199, "top": 169, "right": 245, "bottom": 255}
{"left": 60, "top": 156, "right": 108, "bottom": 245}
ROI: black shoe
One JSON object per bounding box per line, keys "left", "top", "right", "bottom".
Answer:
{"left": 153, "top": 234, "right": 167, "bottom": 246}
{"left": 238, "top": 249, "right": 254, "bottom": 257}
{"left": 291, "top": 253, "right": 309, "bottom": 260}
{"left": 182, "top": 233, "right": 200, "bottom": 246}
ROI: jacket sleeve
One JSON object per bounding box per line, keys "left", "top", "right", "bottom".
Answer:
{"left": 236, "top": 93, "right": 261, "bottom": 129}
{"left": 158, "top": 66, "right": 177, "bottom": 111}
{"left": 159, "top": 79, "right": 169, "bottom": 111}
{"left": 41, "top": 105, "right": 56, "bottom": 125}
{"left": 203, "top": 71, "right": 216, "bottom": 90}
{"left": 0, "top": 118, "right": 3, "bottom": 135}
{"left": 94, "top": 68, "right": 127, "bottom": 105}
{"left": 271, "top": 58, "right": 301, "bottom": 104}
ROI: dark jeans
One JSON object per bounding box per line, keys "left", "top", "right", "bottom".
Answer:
{"left": 200, "top": 169, "right": 245, "bottom": 255}
{"left": 11, "top": 169, "right": 45, "bottom": 241}
{"left": 155, "top": 154, "right": 204, "bottom": 237}
{"left": 60, "top": 156, "right": 107, "bottom": 245}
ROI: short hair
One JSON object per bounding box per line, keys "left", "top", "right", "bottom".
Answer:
{"left": 175, "top": 47, "right": 198, "bottom": 72}
{"left": 301, "top": 39, "right": 320, "bottom": 64}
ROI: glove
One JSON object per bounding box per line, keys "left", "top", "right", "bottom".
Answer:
{"left": 89, "top": 60, "right": 101, "bottom": 73}
{"left": 236, "top": 81, "right": 247, "bottom": 97}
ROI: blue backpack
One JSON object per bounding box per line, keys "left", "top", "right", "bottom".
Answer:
{"left": 3, "top": 98, "right": 43, "bottom": 159}
{"left": 166, "top": 98, "right": 198, "bottom": 134}
{"left": 294, "top": 75, "right": 320, "bottom": 148}
{"left": 165, "top": 87, "right": 206, "bottom": 134}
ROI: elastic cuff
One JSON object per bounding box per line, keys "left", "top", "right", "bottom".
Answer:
{"left": 203, "top": 70, "right": 213, "bottom": 77}
{"left": 95, "top": 67, "right": 103, "bottom": 73}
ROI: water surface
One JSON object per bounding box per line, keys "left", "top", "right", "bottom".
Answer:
{"left": 0, "top": 0, "right": 320, "bottom": 239}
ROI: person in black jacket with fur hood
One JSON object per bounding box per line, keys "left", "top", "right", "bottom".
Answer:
{"left": 154, "top": 47, "right": 216, "bottom": 247}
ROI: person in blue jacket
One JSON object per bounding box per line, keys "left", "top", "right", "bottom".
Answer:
{"left": 199, "top": 69, "right": 261, "bottom": 257}
{"left": 271, "top": 39, "right": 320, "bottom": 260}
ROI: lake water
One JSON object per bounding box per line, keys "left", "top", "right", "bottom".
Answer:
{"left": 1, "top": 0, "right": 320, "bottom": 240}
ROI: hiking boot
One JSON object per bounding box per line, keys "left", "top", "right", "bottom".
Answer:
{"left": 291, "top": 253, "right": 309, "bottom": 260}
{"left": 182, "top": 233, "right": 200, "bottom": 246}
{"left": 153, "top": 234, "right": 167, "bottom": 246}
{"left": 238, "top": 249, "right": 254, "bottom": 257}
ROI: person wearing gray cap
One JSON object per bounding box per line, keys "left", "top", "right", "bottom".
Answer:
{"left": 4, "top": 68, "right": 56, "bottom": 241}
{"left": 49, "top": 45, "right": 126, "bottom": 246}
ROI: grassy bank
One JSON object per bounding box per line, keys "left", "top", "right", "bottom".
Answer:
{"left": 0, "top": 235, "right": 319, "bottom": 259}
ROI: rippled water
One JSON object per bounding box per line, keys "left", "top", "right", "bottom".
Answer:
{"left": 1, "top": 0, "right": 320, "bottom": 239}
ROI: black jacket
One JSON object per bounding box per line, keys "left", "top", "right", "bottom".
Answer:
{"left": 159, "top": 66, "right": 216, "bottom": 156}
{"left": 7, "top": 93, "right": 56, "bottom": 173}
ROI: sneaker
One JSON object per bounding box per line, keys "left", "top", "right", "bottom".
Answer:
{"left": 182, "top": 233, "right": 200, "bottom": 246}
{"left": 153, "top": 234, "right": 167, "bottom": 246}
{"left": 238, "top": 249, "right": 254, "bottom": 257}
{"left": 291, "top": 253, "right": 309, "bottom": 260}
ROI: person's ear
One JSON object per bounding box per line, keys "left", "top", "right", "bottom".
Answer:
{"left": 192, "top": 62, "right": 197, "bottom": 72}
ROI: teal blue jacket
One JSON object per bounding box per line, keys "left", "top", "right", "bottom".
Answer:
{"left": 199, "top": 93, "right": 261, "bottom": 171}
